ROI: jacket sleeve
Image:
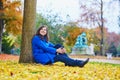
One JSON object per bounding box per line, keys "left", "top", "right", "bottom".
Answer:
{"left": 48, "top": 42, "right": 55, "bottom": 47}
{"left": 32, "top": 36, "right": 56, "bottom": 54}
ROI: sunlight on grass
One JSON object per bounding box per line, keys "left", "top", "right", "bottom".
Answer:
{"left": 0, "top": 60, "right": 120, "bottom": 80}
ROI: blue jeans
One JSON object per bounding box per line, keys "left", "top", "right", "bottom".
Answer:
{"left": 53, "top": 44, "right": 84, "bottom": 67}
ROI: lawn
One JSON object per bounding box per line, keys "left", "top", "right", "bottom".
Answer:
{"left": 0, "top": 60, "right": 120, "bottom": 80}
{"left": 0, "top": 54, "right": 120, "bottom": 80}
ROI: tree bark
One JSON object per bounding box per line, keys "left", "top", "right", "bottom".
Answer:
{"left": 19, "top": 0, "right": 36, "bottom": 63}
{"left": 100, "top": 0, "right": 105, "bottom": 55}
{"left": 0, "top": 19, "right": 3, "bottom": 54}
{"left": 118, "top": 0, "right": 120, "bottom": 27}
{"left": 0, "top": 1, "right": 4, "bottom": 54}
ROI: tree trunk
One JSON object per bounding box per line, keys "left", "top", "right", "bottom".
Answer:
{"left": 0, "top": 20, "right": 3, "bottom": 54}
{"left": 100, "top": 0, "right": 105, "bottom": 55}
{"left": 118, "top": 0, "right": 120, "bottom": 27}
{"left": 0, "top": 1, "right": 4, "bottom": 54}
{"left": 19, "top": 0, "right": 36, "bottom": 63}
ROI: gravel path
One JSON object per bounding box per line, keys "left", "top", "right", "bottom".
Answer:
{"left": 74, "top": 58, "right": 120, "bottom": 64}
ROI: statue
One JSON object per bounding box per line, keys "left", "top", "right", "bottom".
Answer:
{"left": 71, "top": 32, "right": 95, "bottom": 55}
{"left": 74, "top": 32, "right": 88, "bottom": 48}
{"left": 71, "top": 32, "right": 88, "bottom": 54}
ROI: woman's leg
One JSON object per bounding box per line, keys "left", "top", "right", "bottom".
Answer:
{"left": 54, "top": 44, "right": 64, "bottom": 49}
{"left": 54, "top": 54, "right": 89, "bottom": 67}
{"left": 54, "top": 44, "right": 89, "bottom": 67}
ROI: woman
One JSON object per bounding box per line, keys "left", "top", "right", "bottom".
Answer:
{"left": 31, "top": 25, "right": 89, "bottom": 67}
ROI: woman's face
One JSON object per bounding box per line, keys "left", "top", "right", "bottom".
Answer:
{"left": 39, "top": 27, "right": 47, "bottom": 36}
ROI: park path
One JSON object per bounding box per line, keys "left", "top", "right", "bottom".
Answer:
{"left": 0, "top": 54, "right": 120, "bottom": 64}
{"left": 74, "top": 58, "right": 120, "bottom": 64}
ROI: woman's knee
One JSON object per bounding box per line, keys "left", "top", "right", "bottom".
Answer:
{"left": 54, "top": 44, "right": 64, "bottom": 49}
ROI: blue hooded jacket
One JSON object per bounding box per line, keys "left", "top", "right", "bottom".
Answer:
{"left": 32, "top": 35, "right": 57, "bottom": 65}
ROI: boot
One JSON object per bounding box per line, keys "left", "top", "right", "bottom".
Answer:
{"left": 79, "top": 58, "right": 89, "bottom": 67}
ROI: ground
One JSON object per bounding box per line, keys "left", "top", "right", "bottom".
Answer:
{"left": 70, "top": 55, "right": 120, "bottom": 64}
{"left": 0, "top": 53, "right": 120, "bottom": 64}
{"left": 0, "top": 54, "right": 19, "bottom": 61}
{"left": 0, "top": 53, "right": 120, "bottom": 80}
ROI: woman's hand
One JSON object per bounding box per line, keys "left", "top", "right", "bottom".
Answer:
{"left": 56, "top": 48, "right": 64, "bottom": 54}
{"left": 61, "top": 48, "right": 66, "bottom": 53}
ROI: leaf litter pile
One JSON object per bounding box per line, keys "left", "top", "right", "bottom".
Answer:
{"left": 0, "top": 54, "right": 120, "bottom": 80}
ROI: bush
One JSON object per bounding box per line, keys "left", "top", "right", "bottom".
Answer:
{"left": 108, "top": 42, "right": 117, "bottom": 57}
{"left": 2, "top": 32, "right": 15, "bottom": 54}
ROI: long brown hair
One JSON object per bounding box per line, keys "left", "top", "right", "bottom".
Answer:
{"left": 36, "top": 25, "right": 49, "bottom": 42}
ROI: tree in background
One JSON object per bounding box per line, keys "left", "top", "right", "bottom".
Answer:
{"left": 65, "top": 26, "right": 85, "bottom": 46}
{"left": 0, "top": 1, "right": 4, "bottom": 53}
{"left": 118, "top": 0, "right": 120, "bottom": 27}
{"left": 108, "top": 42, "right": 117, "bottom": 57}
{"left": 106, "top": 32, "right": 120, "bottom": 56}
{"left": 88, "top": 27, "right": 109, "bottom": 55}
{"left": 36, "top": 11, "right": 66, "bottom": 45}
{"left": 117, "top": 44, "right": 120, "bottom": 56}
{"left": 36, "top": 13, "right": 50, "bottom": 29}
{"left": 19, "top": 0, "right": 36, "bottom": 63}
{"left": 63, "top": 24, "right": 86, "bottom": 53}
{"left": 0, "top": 0, "right": 22, "bottom": 53}
{"left": 78, "top": 0, "right": 106, "bottom": 55}
{"left": 99, "top": 0, "right": 105, "bottom": 56}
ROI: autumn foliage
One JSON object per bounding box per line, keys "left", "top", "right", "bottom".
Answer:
{"left": 0, "top": 0, "right": 23, "bottom": 35}
{"left": 65, "top": 26, "right": 86, "bottom": 46}
{"left": 64, "top": 25, "right": 120, "bottom": 55}
{"left": 0, "top": 57, "right": 120, "bottom": 80}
